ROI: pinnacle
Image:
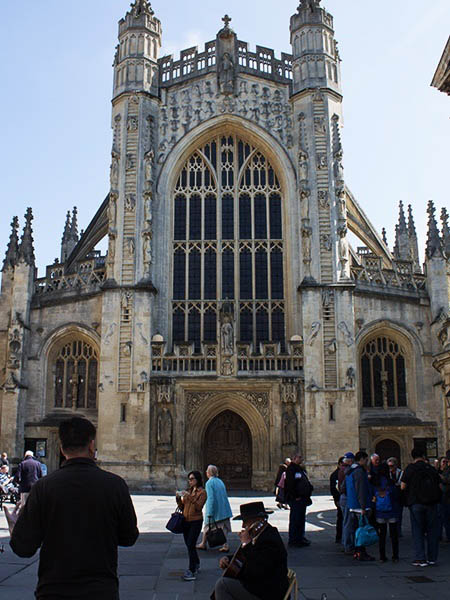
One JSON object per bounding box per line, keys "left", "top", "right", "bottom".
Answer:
{"left": 407, "top": 204, "right": 417, "bottom": 237}
{"left": 382, "top": 228, "right": 388, "bottom": 246}
{"left": 2, "top": 216, "right": 20, "bottom": 271}
{"left": 426, "top": 200, "right": 443, "bottom": 259}
{"left": 298, "top": 0, "right": 322, "bottom": 12}
{"left": 397, "top": 201, "right": 407, "bottom": 233}
{"left": 70, "top": 207, "right": 79, "bottom": 241}
{"left": 130, "top": 0, "right": 154, "bottom": 17}
{"left": 18, "top": 207, "right": 35, "bottom": 266}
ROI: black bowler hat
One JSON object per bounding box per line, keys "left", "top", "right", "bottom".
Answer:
{"left": 233, "top": 501, "right": 274, "bottom": 521}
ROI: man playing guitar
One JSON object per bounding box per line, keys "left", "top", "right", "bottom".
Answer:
{"left": 213, "top": 502, "right": 289, "bottom": 600}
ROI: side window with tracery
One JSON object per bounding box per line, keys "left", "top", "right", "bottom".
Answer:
{"left": 360, "top": 335, "right": 407, "bottom": 409}
{"left": 172, "top": 134, "right": 285, "bottom": 351}
{"left": 53, "top": 340, "right": 98, "bottom": 410}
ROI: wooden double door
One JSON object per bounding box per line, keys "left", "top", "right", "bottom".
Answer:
{"left": 203, "top": 410, "right": 252, "bottom": 489}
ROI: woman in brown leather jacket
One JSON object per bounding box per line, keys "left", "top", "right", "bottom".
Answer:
{"left": 176, "top": 470, "right": 206, "bottom": 581}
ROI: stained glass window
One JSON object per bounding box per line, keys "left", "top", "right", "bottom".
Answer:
{"left": 53, "top": 341, "right": 98, "bottom": 410}
{"left": 172, "top": 135, "right": 286, "bottom": 350}
{"left": 361, "top": 335, "right": 408, "bottom": 408}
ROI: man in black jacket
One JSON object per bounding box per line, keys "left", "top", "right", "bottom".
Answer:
{"left": 285, "top": 453, "right": 313, "bottom": 547}
{"left": 330, "top": 457, "right": 344, "bottom": 543}
{"left": 214, "top": 502, "right": 289, "bottom": 600}
{"left": 10, "top": 417, "right": 139, "bottom": 600}
{"left": 15, "top": 450, "right": 42, "bottom": 508}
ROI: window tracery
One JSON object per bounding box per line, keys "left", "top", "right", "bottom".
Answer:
{"left": 53, "top": 340, "right": 98, "bottom": 410}
{"left": 360, "top": 335, "right": 407, "bottom": 408}
{"left": 171, "top": 134, "right": 285, "bottom": 352}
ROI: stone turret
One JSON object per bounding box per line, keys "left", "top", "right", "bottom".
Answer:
{"left": 2, "top": 217, "right": 19, "bottom": 272}
{"left": 0, "top": 208, "right": 36, "bottom": 458}
{"left": 114, "top": 0, "right": 162, "bottom": 99}
{"left": 290, "top": 0, "right": 342, "bottom": 97}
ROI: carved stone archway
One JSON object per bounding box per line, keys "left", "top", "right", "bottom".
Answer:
{"left": 184, "top": 390, "right": 270, "bottom": 489}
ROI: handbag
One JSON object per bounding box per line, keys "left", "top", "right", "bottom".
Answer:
{"left": 166, "top": 508, "right": 185, "bottom": 534}
{"left": 355, "top": 514, "right": 379, "bottom": 547}
{"left": 206, "top": 520, "right": 227, "bottom": 548}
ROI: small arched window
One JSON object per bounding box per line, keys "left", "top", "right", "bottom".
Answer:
{"left": 53, "top": 340, "right": 98, "bottom": 410}
{"left": 360, "top": 335, "right": 407, "bottom": 408}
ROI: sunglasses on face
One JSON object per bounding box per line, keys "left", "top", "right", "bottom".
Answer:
{"left": 188, "top": 476, "right": 196, "bottom": 481}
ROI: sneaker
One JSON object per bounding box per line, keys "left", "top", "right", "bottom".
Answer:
{"left": 427, "top": 561, "right": 436, "bottom": 566}
{"left": 182, "top": 570, "right": 196, "bottom": 581}
{"left": 411, "top": 560, "right": 428, "bottom": 567}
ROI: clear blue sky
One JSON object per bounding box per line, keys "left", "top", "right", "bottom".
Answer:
{"left": 0, "top": 0, "right": 448, "bottom": 275}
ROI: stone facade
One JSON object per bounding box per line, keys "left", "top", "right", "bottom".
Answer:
{"left": 1, "top": 0, "right": 449, "bottom": 490}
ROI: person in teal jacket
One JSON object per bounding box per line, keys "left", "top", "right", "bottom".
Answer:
{"left": 196, "top": 465, "right": 233, "bottom": 552}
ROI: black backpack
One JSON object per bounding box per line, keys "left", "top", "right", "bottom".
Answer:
{"left": 411, "top": 464, "right": 441, "bottom": 505}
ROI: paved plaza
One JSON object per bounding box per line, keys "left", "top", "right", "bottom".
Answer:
{"left": 0, "top": 493, "right": 449, "bottom": 599}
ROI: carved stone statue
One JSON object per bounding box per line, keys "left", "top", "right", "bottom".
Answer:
{"left": 108, "top": 195, "right": 117, "bottom": 230}
{"left": 106, "top": 232, "right": 116, "bottom": 279}
{"left": 298, "top": 150, "right": 309, "bottom": 182}
{"left": 300, "top": 187, "right": 310, "bottom": 221}
{"left": 144, "top": 194, "right": 152, "bottom": 224}
{"left": 110, "top": 153, "right": 119, "bottom": 189}
{"left": 143, "top": 233, "right": 152, "bottom": 269}
{"left": 144, "top": 149, "right": 154, "bottom": 183}
{"left": 282, "top": 409, "right": 298, "bottom": 445}
{"left": 157, "top": 408, "right": 173, "bottom": 446}
{"left": 337, "top": 190, "right": 347, "bottom": 220}
{"left": 334, "top": 155, "right": 344, "bottom": 182}
{"left": 301, "top": 225, "right": 312, "bottom": 263}
{"left": 219, "top": 52, "right": 235, "bottom": 95}
{"left": 346, "top": 367, "right": 356, "bottom": 388}
{"left": 338, "top": 225, "right": 349, "bottom": 279}
{"left": 221, "top": 321, "right": 234, "bottom": 355}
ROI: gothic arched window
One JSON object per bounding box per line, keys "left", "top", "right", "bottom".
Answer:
{"left": 53, "top": 340, "right": 98, "bottom": 410}
{"left": 360, "top": 335, "right": 407, "bottom": 408}
{"left": 171, "top": 135, "right": 285, "bottom": 352}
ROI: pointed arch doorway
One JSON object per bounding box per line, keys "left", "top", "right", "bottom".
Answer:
{"left": 203, "top": 410, "right": 252, "bottom": 489}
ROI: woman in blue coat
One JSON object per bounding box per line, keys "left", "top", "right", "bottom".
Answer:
{"left": 196, "top": 465, "right": 233, "bottom": 552}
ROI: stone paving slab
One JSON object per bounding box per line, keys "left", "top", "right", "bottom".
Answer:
{"left": 1, "top": 493, "right": 449, "bottom": 599}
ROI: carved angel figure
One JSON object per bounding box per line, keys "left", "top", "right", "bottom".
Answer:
{"left": 307, "top": 321, "right": 321, "bottom": 346}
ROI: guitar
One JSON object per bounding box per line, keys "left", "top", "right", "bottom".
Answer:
{"left": 222, "top": 519, "right": 268, "bottom": 579}
{"left": 210, "top": 519, "right": 268, "bottom": 599}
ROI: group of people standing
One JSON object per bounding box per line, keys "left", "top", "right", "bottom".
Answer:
{"left": 330, "top": 447, "right": 450, "bottom": 566}
{"left": 175, "top": 465, "right": 290, "bottom": 599}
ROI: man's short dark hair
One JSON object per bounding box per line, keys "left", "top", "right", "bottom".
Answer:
{"left": 411, "top": 447, "right": 426, "bottom": 460}
{"left": 354, "top": 451, "right": 368, "bottom": 462}
{"left": 59, "top": 417, "right": 96, "bottom": 451}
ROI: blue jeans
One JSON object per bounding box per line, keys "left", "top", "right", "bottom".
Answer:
{"left": 288, "top": 498, "right": 308, "bottom": 544}
{"left": 340, "top": 496, "right": 355, "bottom": 552}
{"left": 409, "top": 504, "right": 439, "bottom": 562}
{"left": 438, "top": 502, "right": 450, "bottom": 541}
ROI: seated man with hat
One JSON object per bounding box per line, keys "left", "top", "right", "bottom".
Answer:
{"left": 213, "top": 501, "right": 289, "bottom": 600}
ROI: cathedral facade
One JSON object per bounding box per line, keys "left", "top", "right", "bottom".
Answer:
{"left": 1, "top": 0, "right": 449, "bottom": 490}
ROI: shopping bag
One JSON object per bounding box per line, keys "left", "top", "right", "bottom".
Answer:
{"left": 355, "top": 514, "right": 378, "bottom": 547}
{"left": 166, "top": 508, "right": 185, "bottom": 534}
{"left": 206, "top": 521, "right": 227, "bottom": 548}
